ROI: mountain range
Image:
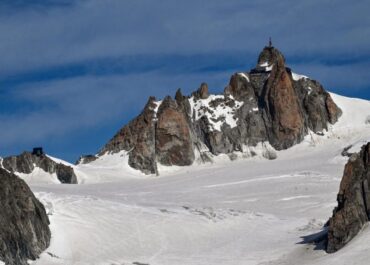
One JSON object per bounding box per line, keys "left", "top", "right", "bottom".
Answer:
{"left": 1, "top": 45, "right": 370, "bottom": 265}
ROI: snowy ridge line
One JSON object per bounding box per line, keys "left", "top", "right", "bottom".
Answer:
{"left": 292, "top": 72, "right": 308, "bottom": 81}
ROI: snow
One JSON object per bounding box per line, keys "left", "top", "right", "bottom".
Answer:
{"left": 16, "top": 167, "right": 60, "bottom": 184}
{"left": 346, "top": 139, "right": 370, "bottom": 154}
{"left": 237, "top": 72, "right": 250, "bottom": 82}
{"left": 46, "top": 155, "right": 74, "bottom": 167}
{"left": 307, "top": 86, "right": 313, "bottom": 95}
{"left": 24, "top": 93, "right": 370, "bottom": 265}
{"left": 265, "top": 65, "right": 273, "bottom": 71}
{"left": 292, "top": 72, "right": 309, "bottom": 81}
{"left": 189, "top": 95, "right": 244, "bottom": 132}
{"left": 74, "top": 150, "right": 146, "bottom": 184}
{"left": 0, "top": 158, "right": 10, "bottom": 173}
{"left": 259, "top": 62, "right": 269, "bottom": 67}
{"left": 152, "top": 100, "right": 162, "bottom": 121}
{"left": 259, "top": 61, "right": 273, "bottom": 72}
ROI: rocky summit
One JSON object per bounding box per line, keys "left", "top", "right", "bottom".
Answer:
{"left": 2, "top": 151, "right": 78, "bottom": 184}
{"left": 0, "top": 168, "right": 51, "bottom": 265}
{"left": 90, "top": 45, "right": 342, "bottom": 174}
{"left": 327, "top": 143, "right": 370, "bottom": 253}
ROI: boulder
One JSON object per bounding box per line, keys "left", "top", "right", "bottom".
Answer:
{"left": 327, "top": 143, "right": 370, "bottom": 253}
{"left": 0, "top": 168, "right": 51, "bottom": 265}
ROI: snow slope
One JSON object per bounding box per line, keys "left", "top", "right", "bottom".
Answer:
{"left": 25, "top": 93, "right": 370, "bottom": 265}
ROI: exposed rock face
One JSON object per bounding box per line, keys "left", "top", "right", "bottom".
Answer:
{"left": 259, "top": 47, "right": 305, "bottom": 149}
{"left": 155, "top": 96, "right": 195, "bottom": 166}
{"left": 99, "top": 97, "right": 158, "bottom": 174}
{"left": 327, "top": 143, "right": 370, "bottom": 253}
{"left": 2, "top": 152, "right": 78, "bottom": 184}
{"left": 96, "top": 45, "right": 342, "bottom": 174}
{"left": 0, "top": 168, "right": 51, "bottom": 265}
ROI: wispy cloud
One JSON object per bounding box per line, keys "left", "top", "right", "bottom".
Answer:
{"left": 0, "top": 0, "right": 369, "bottom": 161}
{"left": 0, "top": 0, "right": 369, "bottom": 75}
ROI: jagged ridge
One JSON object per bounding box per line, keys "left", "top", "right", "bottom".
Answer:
{"left": 87, "top": 46, "right": 342, "bottom": 174}
{"left": 1, "top": 151, "right": 78, "bottom": 184}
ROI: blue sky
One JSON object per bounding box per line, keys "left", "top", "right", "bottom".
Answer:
{"left": 0, "top": 0, "right": 369, "bottom": 162}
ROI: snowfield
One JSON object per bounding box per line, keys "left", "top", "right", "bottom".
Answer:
{"left": 25, "top": 93, "right": 370, "bottom": 265}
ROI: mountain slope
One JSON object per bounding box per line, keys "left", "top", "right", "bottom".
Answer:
{"left": 24, "top": 92, "right": 370, "bottom": 265}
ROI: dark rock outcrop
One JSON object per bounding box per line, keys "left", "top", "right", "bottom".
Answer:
{"left": 0, "top": 168, "right": 51, "bottom": 265}
{"left": 95, "top": 45, "right": 342, "bottom": 174}
{"left": 2, "top": 152, "right": 78, "bottom": 184}
{"left": 99, "top": 97, "right": 158, "bottom": 174}
{"left": 327, "top": 143, "right": 370, "bottom": 253}
{"left": 76, "top": 154, "right": 98, "bottom": 164}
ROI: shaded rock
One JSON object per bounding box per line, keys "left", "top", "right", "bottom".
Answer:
{"left": 224, "top": 73, "right": 255, "bottom": 101}
{"left": 100, "top": 97, "right": 158, "bottom": 174}
{"left": 294, "top": 77, "right": 342, "bottom": 133}
{"left": 327, "top": 143, "right": 370, "bottom": 253}
{"left": 259, "top": 47, "right": 305, "bottom": 150}
{"left": 199, "top": 83, "right": 209, "bottom": 99}
{"left": 341, "top": 145, "right": 353, "bottom": 157}
{"left": 174, "top": 88, "right": 192, "bottom": 117}
{"left": 2, "top": 152, "right": 77, "bottom": 184}
{"left": 0, "top": 168, "right": 51, "bottom": 265}
{"left": 325, "top": 93, "right": 342, "bottom": 124}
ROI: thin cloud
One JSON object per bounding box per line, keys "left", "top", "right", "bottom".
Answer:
{"left": 0, "top": 0, "right": 369, "bottom": 161}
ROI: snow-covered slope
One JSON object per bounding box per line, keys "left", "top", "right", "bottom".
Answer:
{"left": 26, "top": 93, "right": 370, "bottom": 265}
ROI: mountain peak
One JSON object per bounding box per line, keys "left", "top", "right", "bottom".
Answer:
{"left": 89, "top": 46, "right": 342, "bottom": 175}
{"left": 256, "top": 46, "right": 285, "bottom": 70}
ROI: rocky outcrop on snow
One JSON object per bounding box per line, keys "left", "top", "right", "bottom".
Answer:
{"left": 76, "top": 154, "right": 98, "bottom": 164}
{"left": 0, "top": 168, "right": 51, "bottom": 265}
{"left": 94, "top": 45, "right": 342, "bottom": 174}
{"left": 327, "top": 143, "right": 370, "bottom": 253}
{"left": 2, "top": 151, "right": 78, "bottom": 184}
